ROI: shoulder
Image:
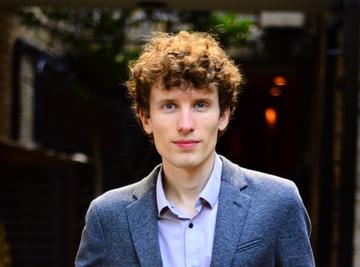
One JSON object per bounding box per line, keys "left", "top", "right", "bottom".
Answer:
{"left": 241, "top": 168, "right": 303, "bottom": 213}
{"left": 84, "top": 182, "right": 141, "bottom": 224}
{"left": 242, "top": 167, "right": 298, "bottom": 196}
{"left": 88, "top": 164, "right": 160, "bottom": 215}
{"left": 220, "top": 155, "right": 301, "bottom": 204}
{"left": 91, "top": 182, "right": 139, "bottom": 211}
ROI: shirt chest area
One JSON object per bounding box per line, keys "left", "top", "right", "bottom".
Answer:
{"left": 158, "top": 200, "right": 219, "bottom": 267}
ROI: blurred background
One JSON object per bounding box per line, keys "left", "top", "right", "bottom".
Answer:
{"left": 0, "top": 0, "right": 359, "bottom": 266}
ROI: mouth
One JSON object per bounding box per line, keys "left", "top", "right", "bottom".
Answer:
{"left": 173, "top": 140, "right": 200, "bottom": 149}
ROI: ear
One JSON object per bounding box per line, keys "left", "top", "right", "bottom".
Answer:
{"left": 139, "top": 109, "right": 153, "bottom": 134}
{"left": 218, "top": 108, "right": 231, "bottom": 131}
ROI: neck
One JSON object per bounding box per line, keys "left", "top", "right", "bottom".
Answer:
{"left": 162, "top": 152, "right": 215, "bottom": 216}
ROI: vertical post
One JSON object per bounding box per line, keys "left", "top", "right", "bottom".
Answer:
{"left": 93, "top": 128, "right": 103, "bottom": 197}
{"left": 341, "top": 0, "right": 360, "bottom": 265}
{"left": 317, "top": 15, "right": 340, "bottom": 266}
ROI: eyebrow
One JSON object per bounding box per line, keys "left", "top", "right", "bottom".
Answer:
{"left": 155, "top": 98, "right": 176, "bottom": 104}
{"left": 194, "top": 96, "right": 214, "bottom": 101}
{"left": 153, "top": 88, "right": 216, "bottom": 105}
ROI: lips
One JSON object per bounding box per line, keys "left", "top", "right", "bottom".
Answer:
{"left": 173, "top": 139, "right": 200, "bottom": 149}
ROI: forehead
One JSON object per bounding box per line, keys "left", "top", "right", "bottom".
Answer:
{"left": 150, "top": 82, "right": 217, "bottom": 99}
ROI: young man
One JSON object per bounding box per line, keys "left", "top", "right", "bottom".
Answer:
{"left": 76, "top": 31, "right": 314, "bottom": 266}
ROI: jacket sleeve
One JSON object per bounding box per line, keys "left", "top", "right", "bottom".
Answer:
{"left": 75, "top": 201, "right": 107, "bottom": 267}
{"left": 275, "top": 183, "right": 315, "bottom": 267}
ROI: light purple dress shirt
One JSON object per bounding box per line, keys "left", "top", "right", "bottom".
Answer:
{"left": 156, "top": 154, "right": 222, "bottom": 267}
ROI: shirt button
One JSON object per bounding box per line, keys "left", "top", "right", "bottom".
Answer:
{"left": 189, "top": 223, "right": 194, "bottom": 228}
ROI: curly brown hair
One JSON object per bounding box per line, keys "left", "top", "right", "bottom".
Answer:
{"left": 126, "top": 31, "right": 242, "bottom": 121}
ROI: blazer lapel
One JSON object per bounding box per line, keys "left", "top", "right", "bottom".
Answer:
{"left": 126, "top": 167, "right": 163, "bottom": 267}
{"left": 211, "top": 157, "right": 251, "bottom": 267}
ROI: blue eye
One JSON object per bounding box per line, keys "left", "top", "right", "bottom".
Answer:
{"left": 194, "top": 101, "right": 208, "bottom": 111}
{"left": 162, "top": 103, "right": 177, "bottom": 112}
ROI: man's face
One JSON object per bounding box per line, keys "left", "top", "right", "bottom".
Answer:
{"left": 140, "top": 83, "right": 230, "bottom": 171}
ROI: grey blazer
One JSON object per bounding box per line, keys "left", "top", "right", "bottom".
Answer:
{"left": 75, "top": 156, "right": 315, "bottom": 266}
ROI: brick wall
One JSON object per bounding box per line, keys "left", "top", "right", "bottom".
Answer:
{"left": 0, "top": 11, "right": 17, "bottom": 140}
{"left": 0, "top": 8, "right": 63, "bottom": 141}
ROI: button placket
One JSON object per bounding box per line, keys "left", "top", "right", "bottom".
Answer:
{"left": 185, "top": 219, "right": 201, "bottom": 267}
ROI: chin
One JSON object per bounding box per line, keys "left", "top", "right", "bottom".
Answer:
{"left": 172, "top": 156, "right": 204, "bottom": 169}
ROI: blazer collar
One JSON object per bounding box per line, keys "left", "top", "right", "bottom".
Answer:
{"left": 219, "top": 155, "right": 248, "bottom": 189}
{"left": 130, "top": 156, "right": 248, "bottom": 198}
{"left": 125, "top": 157, "right": 251, "bottom": 267}
{"left": 132, "top": 164, "right": 161, "bottom": 199}
{"left": 126, "top": 165, "right": 163, "bottom": 267}
{"left": 211, "top": 156, "right": 251, "bottom": 267}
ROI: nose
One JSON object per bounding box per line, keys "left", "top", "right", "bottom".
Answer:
{"left": 177, "top": 108, "right": 195, "bottom": 133}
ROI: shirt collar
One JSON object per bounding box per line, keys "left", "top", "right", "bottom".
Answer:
{"left": 199, "top": 154, "right": 222, "bottom": 208}
{"left": 156, "top": 153, "right": 222, "bottom": 216}
{"left": 156, "top": 168, "right": 170, "bottom": 216}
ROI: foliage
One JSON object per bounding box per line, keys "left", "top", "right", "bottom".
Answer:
{"left": 18, "top": 7, "right": 138, "bottom": 102}
{"left": 210, "top": 13, "right": 252, "bottom": 47}
{"left": 17, "top": 8, "right": 252, "bottom": 103}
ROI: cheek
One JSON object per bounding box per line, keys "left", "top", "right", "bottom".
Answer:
{"left": 202, "top": 115, "right": 223, "bottom": 132}
{"left": 151, "top": 121, "right": 169, "bottom": 145}
{"left": 151, "top": 119, "right": 169, "bottom": 133}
